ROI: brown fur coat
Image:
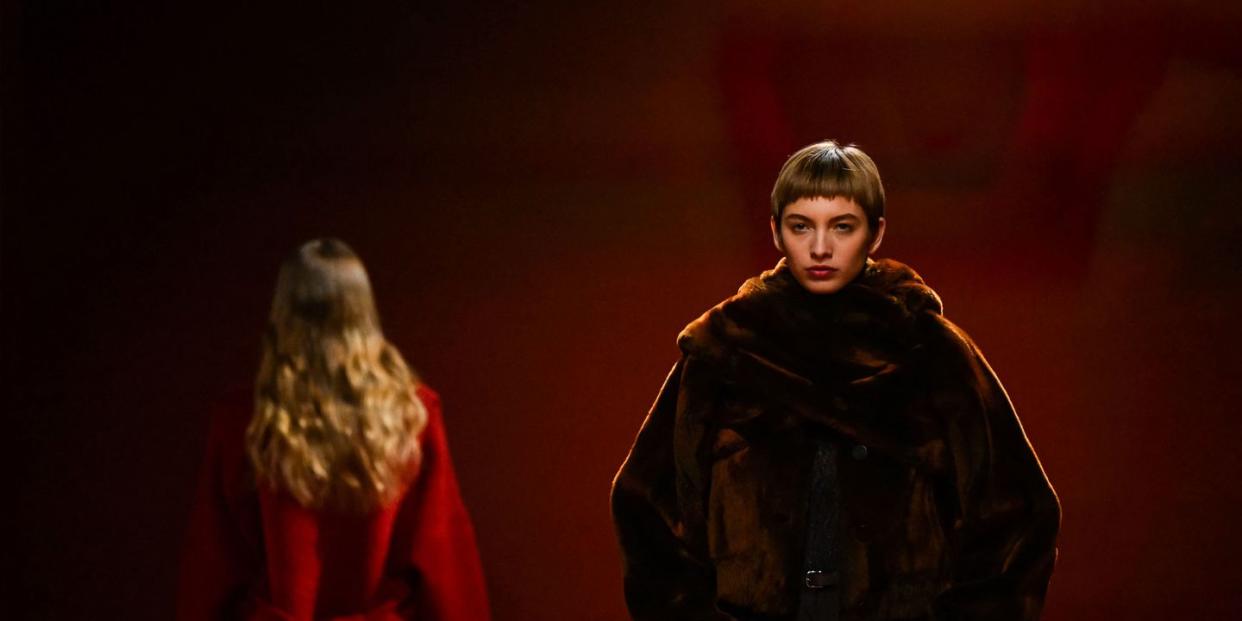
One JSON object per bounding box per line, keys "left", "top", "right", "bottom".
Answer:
{"left": 611, "top": 258, "right": 1060, "bottom": 621}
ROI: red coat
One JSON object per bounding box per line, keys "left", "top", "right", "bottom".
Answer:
{"left": 177, "top": 385, "right": 492, "bottom": 621}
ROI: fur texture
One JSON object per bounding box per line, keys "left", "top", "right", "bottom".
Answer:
{"left": 611, "top": 258, "right": 1060, "bottom": 621}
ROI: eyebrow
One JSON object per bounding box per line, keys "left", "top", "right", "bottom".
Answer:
{"left": 783, "top": 213, "right": 860, "bottom": 222}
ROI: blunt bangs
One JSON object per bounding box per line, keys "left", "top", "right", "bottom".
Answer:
{"left": 771, "top": 141, "right": 886, "bottom": 229}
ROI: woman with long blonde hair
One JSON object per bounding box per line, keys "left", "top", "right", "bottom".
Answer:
{"left": 178, "top": 239, "right": 491, "bottom": 621}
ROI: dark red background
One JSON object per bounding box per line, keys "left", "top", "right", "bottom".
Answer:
{"left": 6, "top": 1, "right": 1242, "bottom": 619}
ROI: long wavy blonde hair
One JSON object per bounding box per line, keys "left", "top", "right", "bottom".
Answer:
{"left": 246, "top": 238, "right": 427, "bottom": 512}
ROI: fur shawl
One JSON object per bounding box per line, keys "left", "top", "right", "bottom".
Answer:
{"left": 612, "top": 258, "right": 1060, "bottom": 621}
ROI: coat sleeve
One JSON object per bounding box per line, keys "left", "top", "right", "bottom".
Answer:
{"left": 175, "top": 405, "right": 263, "bottom": 621}
{"left": 930, "top": 319, "right": 1062, "bottom": 621}
{"left": 387, "top": 385, "right": 492, "bottom": 621}
{"left": 610, "top": 359, "right": 736, "bottom": 621}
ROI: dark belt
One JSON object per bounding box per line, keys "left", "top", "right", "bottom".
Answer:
{"left": 796, "top": 436, "right": 842, "bottom": 621}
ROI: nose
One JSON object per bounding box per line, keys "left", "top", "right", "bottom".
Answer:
{"left": 810, "top": 231, "right": 832, "bottom": 260}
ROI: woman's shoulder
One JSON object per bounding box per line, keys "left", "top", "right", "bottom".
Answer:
{"left": 861, "top": 257, "right": 944, "bottom": 317}
{"left": 414, "top": 381, "right": 441, "bottom": 411}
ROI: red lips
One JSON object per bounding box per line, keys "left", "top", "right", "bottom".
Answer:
{"left": 806, "top": 266, "right": 837, "bottom": 280}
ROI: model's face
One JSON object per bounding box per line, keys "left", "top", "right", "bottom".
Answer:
{"left": 771, "top": 196, "right": 886, "bottom": 295}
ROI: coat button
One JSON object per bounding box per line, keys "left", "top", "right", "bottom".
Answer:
{"left": 851, "top": 444, "right": 869, "bottom": 460}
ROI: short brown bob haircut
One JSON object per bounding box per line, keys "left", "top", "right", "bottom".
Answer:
{"left": 771, "top": 140, "right": 885, "bottom": 235}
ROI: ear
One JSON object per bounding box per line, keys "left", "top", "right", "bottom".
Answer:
{"left": 770, "top": 216, "right": 785, "bottom": 253}
{"left": 868, "top": 217, "right": 887, "bottom": 255}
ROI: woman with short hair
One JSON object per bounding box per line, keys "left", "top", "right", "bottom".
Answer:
{"left": 612, "top": 141, "right": 1061, "bottom": 621}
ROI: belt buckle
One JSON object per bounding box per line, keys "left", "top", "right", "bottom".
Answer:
{"left": 805, "top": 570, "right": 839, "bottom": 589}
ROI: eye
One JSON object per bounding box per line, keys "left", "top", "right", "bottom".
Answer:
{"left": 834, "top": 222, "right": 855, "bottom": 233}
{"left": 789, "top": 222, "right": 810, "bottom": 233}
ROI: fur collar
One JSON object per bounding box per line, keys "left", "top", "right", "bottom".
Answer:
{"left": 675, "top": 257, "right": 948, "bottom": 465}
{"left": 675, "top": 257, "right": 943, "bottom": 466}
{"left": 677, "top": 257, "right": 942, "bottom": 382}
